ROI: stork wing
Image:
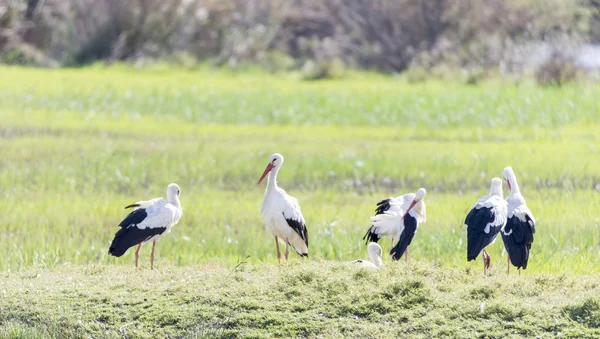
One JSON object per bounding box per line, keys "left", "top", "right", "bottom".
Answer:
{"left": 369, "top": 209, "right": 406, "bottom": 240}
{"left": 509, "top": 204, "right": 536, "bottom": 233}
{"left": 280, "top": 194, "right": 308, "bottom": 246}
{"left": 119, "top": 198, "right": 177, "bottom": 230}
{"left": 124, "top": 197, "right": 163, "bottom": 210}
{"left": 467, "top": 195, "right": 507, "bottom": 233}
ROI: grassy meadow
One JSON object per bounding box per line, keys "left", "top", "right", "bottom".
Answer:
{"left": 1, "top": 66, "right": 600, "bottom": 337}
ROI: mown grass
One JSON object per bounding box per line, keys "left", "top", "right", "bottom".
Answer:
{"left": 0, "top": 66, "right": 600, "bottom": 337}
{"left": 1, "top": 262, "right": 600, "bottom": 338}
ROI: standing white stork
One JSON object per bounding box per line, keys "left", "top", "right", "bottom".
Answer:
{"left": 108, "top": 183, "right": 183, "bottom": 270}
{"left": 258, "top": 153, "right": 309, "bottom": 263}
{"left": 466, "top": 178, "right": 507, "bottom": 276}
{"left": 351, "top": 242, "right": 384, "bottom": 268}
{"left": 366, "top": 188, "right": 427, "bottom": 262}
{"left": 501, "top": 166, "right": 536, "bottom": 274}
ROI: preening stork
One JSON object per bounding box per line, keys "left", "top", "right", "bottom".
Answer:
{"left": 366, "top": 188, "right": 427, "bottom": 262}
{"left": 108, "top": 183, "right": 183, "bottom": 269}
{"left": 351, "top": 242, "right": 384, "bottom": 268}
{"left": 258, "top": 153, "right": 309, "bottom": 263}
{"left": 501, "top": 166, "right": 536, "bottom": 274}
{"left": 465, "top": 178, "right": 507, "bottom": 276}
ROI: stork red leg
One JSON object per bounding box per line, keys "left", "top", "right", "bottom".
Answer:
{"left": 507, "top": 255, "right": 510, "bottom": 275}
{"left": 135, "top": 243, "right": 142, "bottom": 269}
{"left": 482, "top": 254, "right": 487, "bottom": 276}
{"left": 482, "top": 249, "right": 491, "bottom": 276}
{"left": 405, "top": 248, "right": 409, "bottom": 263}
{"left": 150, "top": 240, "right": 157, "bottom": 270}
{"left": 285, "top": 237, "right": 289, "bottom": 262}
{"left": 274, "top": 236, "right": 281, "bottom": 264}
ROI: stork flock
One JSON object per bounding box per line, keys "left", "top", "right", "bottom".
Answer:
{"left": 108, "top": 153, "right": 535, "bottom": 276}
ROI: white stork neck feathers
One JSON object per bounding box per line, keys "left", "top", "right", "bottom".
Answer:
{"left": 489, "top": 177, "right": 504, "bottom": 197}
{"left": 389, "top": 188, "right": 427, "bottom": 221}
{"left": 166, "top": 183, "right": 182, "bottom": 207}
{"left": 503, "top": 166, "right": 521, "bottom": 196}
{"left": 367, "top": 242, "right": 384, "bottom": 267}
{"left": 266, "top": 163, "right": 282, "bottom": 193}
{"left": 258, "top": 153, "right": 285, "bottom": 194}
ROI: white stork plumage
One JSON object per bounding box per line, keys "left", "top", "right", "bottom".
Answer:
{"left": 108, "top": 183, "right": 183, "bottom": 269}
{"left": 465, "top": 178, "right": 507, "bottom": 276}
{"left": 258, "top": 153, "right": 309, "bottom": 263}
{"left": 501, "top": 166, "right": 536, "bottom": 274}
{"left": 365, "top": 188, "right": 427, "bottom": 262}
{"left": 351, "top": 242, "right": 384, "bottom": 269}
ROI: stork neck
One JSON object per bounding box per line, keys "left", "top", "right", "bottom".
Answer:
{"left": 168, "top": 195, "right": 181, "bottom": 207}
{"left": 266, "top": 166, "right": 280, "bottom": 192}
{"left": 508, "top": 176, "right": 521, "bottom": 195}
{"left": 371, "top": 253, "right": 384, "bottom": 268}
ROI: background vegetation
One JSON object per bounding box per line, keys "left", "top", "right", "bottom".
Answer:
{"left": 2, "top": 0, "right": 600, "bottom": 83}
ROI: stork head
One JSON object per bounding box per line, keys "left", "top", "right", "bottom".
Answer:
{"left": 502, "top": 166, "right": 515, "bottom": 192}
{"left": 257, "top": 153, "right": 284, "bottom": 184}
{"left": 414, "top": 188, "right": 426, "bottom": 201}
{"left": 166, "top": 183, "right": 181, "bottom": 201}
{"left": 490, "top": 177, "right": 503, "bottom": 196}
{"left": 403, "top": 188, "right": 426, "bottom": 217}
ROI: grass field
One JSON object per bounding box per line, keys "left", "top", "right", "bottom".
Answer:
{"left": 1, "top": 66, "right": 600, "bottom": 337}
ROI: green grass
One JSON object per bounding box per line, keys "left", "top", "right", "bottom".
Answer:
{"left": 1, "top": 66, "right": 600, "bottom": 337}
{"left": 1, "top": 65, "right": 599, "bottom": 127}
{"left": 2, "top": 263, "right": 600, "bottom": 338}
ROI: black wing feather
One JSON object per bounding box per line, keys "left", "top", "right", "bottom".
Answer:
{"left": 501, "top": 215, "right": 535, "bottom": 269}
{"left": 390, "top": 214, "right": 418, "bottom": 260}
{"left": 466, "top": 206, "right": 502, "bottom": 261}
{"left": 118, "top": 209, "right": 148, "bottom": 228}
{"left": 374, "top": 199, "right": 392, "bottom": 215}
{"left": 108, "top": 226, "right": 167, "bottom": 257}
{"left": 363, "top": 198, "right": 393, "bottom": 244}
{"left": 109, "top": 208, "right": 165, "bottom": 257}
{"left": 284, "top": 214, "right": 309, "bottom": 256}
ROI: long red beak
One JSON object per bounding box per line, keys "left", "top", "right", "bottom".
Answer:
{"left": 401, "top": 200, "right": 418, "bottom": 219}
{"left": 257, "top": 163, "right": 275, "bottom": 184}
{"left": 506, "top": 180, "right": 511, "bottom": 191}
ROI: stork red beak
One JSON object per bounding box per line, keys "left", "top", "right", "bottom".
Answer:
{"left": 257, "top": 163, "right": 275, "bottom": 184}
{"left": 506, "top": 180, "right": 511, "bottom": 191}
{"left": 402, "top": 200, "right": 418, "bottom": 219}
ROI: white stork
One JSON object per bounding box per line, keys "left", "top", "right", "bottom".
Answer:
{"left": 501, "top": 166, "right": 536, "bottom": 274}
{"left": 465, "top": 178, "right": 507, "bottom": 276}
{"left": 351, "top": 242, "right": 384, "bottom": 268}
{"left": 108, "top": 183, "right": 183, "bottom": 269}
{"left": 366, "top": 188, "right": 427, "bottom": 262}
{"left": 258, "top": 153, "right": 309, "bottom": 263}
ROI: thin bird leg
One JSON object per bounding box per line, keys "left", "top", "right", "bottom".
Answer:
{"left": 135, "top": 243, "right": 142, "bottom": 269}
{"left": 275, "top": 236, "right": 281, "bottom": 264}
{"left": 482, "top": 250, "right": 491, "bottom": 276}
{"left": 150, "top": 240, "right": 156, "bottom": 270}
{"left": 482, "top": 253, "right": 487, "bottom": 277}
{"left": 518, "top": 268, "right": 521, "bottom": 276}
{"left": 391, "top": 237, "right": 394, "bottom": 250}
{"left": 405, "top": 247, "right": 409, "bottom": 264}
{"left": 507, "top": 256, "right": 510, "bottom": 275}
{"left": 285, "top": 237, "right": 289, "bottom": 262}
